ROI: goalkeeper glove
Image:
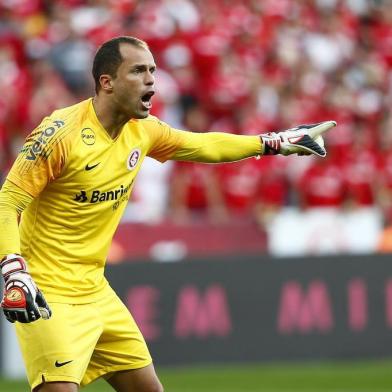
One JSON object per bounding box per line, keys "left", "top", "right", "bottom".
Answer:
{"left": 0, "top": 254, "right": 51, "bottom": 323}
{"left": 260, "top": 121, "right": 337, "bottom": 157}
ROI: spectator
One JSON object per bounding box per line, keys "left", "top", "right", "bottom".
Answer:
{"left": 169, "top": 102, "right": 229, "bottom": 224}
{"left": 295, "top": 155, "right": 347, "bottom": 210}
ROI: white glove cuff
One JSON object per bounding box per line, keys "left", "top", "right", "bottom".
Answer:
{"left": 1, "top": 254, "right": 28, "bottom": 280}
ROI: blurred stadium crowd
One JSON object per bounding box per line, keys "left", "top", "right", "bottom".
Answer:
{"left": 1, "top": 0, "right": 392, "bottom": 251}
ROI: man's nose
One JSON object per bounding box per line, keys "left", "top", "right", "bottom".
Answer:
{"left": 145, "top": 72, "right": 154, "bottom": 85}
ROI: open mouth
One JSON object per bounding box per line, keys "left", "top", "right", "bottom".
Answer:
{"left": 140, "top": 91, "right": 154, "bottom": 110}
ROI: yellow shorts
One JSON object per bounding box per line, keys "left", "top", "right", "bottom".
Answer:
{"left": 15, "top": 286, "right": 152, "bottom": 390}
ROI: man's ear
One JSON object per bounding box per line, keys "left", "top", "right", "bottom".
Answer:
{"left": 99, "top": 74, "right": 114, "bottom": 92}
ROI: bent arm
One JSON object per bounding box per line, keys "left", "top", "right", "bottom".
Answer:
{"left": 0, "top": 180, "right": 34, "bottom": 257}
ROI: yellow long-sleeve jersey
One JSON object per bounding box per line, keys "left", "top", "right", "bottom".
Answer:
{"left": 1, "top": 98, "right": 262, "bottom": 303}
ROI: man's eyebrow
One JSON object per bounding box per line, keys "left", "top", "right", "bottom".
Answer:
{"left": 130, "top": 63, "right": 156, "bottom": 69}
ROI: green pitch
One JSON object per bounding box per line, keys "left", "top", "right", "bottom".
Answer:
{"left": 1, "top": 359, "right": 392, "bottom": 391}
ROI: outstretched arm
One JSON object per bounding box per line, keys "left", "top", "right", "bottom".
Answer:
{"left": 147, "top": 119, "right": 336, "bottom": 163}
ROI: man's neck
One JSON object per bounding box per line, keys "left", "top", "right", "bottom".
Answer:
{"left": 92, "top": 95, "right": 130, "bottom": 139}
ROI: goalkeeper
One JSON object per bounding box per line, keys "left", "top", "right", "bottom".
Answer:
{"left": 0, "top": 36, "right": 335, "bottom": 392}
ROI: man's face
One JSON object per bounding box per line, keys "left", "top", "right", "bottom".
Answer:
{"left": 111, "top": 43, "right": 156, "bottom": 119}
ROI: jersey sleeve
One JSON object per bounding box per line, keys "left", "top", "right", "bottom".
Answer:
{"left": 0, "top": 180, "right": 34, "bottom": 257}
{"left": 6, "top": 116, "right": 72, "bottom": 197}
{"left": 145, "top": 117, "right": 262, "bottom": 163}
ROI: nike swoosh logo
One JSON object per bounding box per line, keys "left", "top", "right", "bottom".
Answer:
{"left": 55, "top": 360, "right": 73, "bottom": 367}
{"left": 85, "top": 162, "right": 100, "bottom": 171}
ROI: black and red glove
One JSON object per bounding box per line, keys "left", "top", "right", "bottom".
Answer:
{"left": 260, "top": 121, "right": 337, "bottom": 157}
{"left": 1, "top": 254, "right": 51, "bottom": 323}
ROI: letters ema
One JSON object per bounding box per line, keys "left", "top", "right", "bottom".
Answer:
{"left": 127, "top": 284, "right": 232, "bottom": 341}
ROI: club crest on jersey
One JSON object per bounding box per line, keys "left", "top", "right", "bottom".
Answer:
{"left": 127, "top": 148, "right": 141, "bottom": 171}
{"left": 81, "top": 128, "right": 96, "bottom": 145}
